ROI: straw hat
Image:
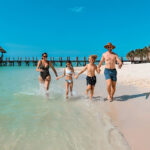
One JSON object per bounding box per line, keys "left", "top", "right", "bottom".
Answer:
{"left": 104, "top": 42, "right": 115, "bottom": 49}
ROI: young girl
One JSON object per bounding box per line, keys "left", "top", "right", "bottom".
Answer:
{"left": 56, "top": 61, "right": 75, "bottom": 99}
{"left": 75, "top": 55, "right": 100, "bottom": 100}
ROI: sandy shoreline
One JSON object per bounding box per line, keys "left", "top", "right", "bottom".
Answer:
{"left": 73, "top": 63, "right": 150, "bottom": 150}
{"left": 75, "top": 63, "right": 150, "bottom": 90}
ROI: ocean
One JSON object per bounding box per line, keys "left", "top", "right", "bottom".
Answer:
{"left": 0, "top": 66, "right": 130, "bottom": 150}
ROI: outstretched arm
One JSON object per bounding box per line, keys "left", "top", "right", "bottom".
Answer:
{"left": 95, "top": 65, "right": 100, "bottom": 74}
{"left": 49, "top": 61, "right": 58, "bottom": 77}
{"left": 75, "top": 65, "right": 87, "bottom": 79}
{"left": 97, "top": 54, "right": 105, "bottom": 69}
{"left": 116, "top": 55, "right": 123, "bottom": 69}
{"left": 56, "top": 69, "right": 65, "bottom": 80}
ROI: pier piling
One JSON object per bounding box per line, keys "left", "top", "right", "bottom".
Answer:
{"left": 0, "top": 56, "right": 143, "bottom": 67}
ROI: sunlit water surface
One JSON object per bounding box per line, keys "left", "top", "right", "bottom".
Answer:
{"left": 0, "top": 67, "right": 130, "bottom": 150}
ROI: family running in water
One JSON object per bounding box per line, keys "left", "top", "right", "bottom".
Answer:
{"left": 36, "top": 43, "right": 123, "bottom": 102}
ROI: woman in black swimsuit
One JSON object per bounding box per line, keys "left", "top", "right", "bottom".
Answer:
{"left": 36, "top": 53, "right": 58, "bottom": 91}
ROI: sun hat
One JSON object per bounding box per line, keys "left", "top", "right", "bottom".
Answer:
{"left": 104, "top": 42, "right": 115, "bottom": 49}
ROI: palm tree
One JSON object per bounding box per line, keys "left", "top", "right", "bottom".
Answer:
{"left": 126, "top": 52, "right": 131, "bottom": 60}
{"left": 0, "top": 46, "right": 7, "bottom": 61}
{"left": 143, "top": 47, "right": 150, "bottom": 61}
{"left": 148, "top": 47, "right": 150, "bottom": 60}
{"left": 126, "top": 50, "right": 135, "bottom": 61}
{"left": 135, "top": 49, "right": 145, "bottom": 61}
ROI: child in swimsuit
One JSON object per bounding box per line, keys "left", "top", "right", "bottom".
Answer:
{"left": 56, "top": 61, "right": 75, "bottom": 99}
{"left": 75, "top": 55, "right": 100, "bottom": 100}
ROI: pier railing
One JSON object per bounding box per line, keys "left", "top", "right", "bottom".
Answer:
{"left": 0, "top": 56, "right": 97, "bottom": 67}
{"left": 0, "top": 56, "right": 149, "bottom": 67}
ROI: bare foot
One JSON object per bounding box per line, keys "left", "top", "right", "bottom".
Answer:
{"left": 107, "top": 95, "right": 111, "bottom": 100}
{"left": 110, "top": 99, "right": 113, "bottom": 102}
{"left": 110, "top": 95, "right": 114, "bottom": 102}
{"left": 107, "top": 96, "right": 113, "bottom": 102}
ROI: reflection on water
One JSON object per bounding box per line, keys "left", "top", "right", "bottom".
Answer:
{"left": 0, "top": 67, "right": 130, "bottom": 150}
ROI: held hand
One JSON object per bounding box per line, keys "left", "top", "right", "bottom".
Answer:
{"left": 75, "top": 75, "right": 79, "bottom": 79}
{"left": 97, "top": 68, "right": 101, "bottom": 74}
{"left": 56, "top": 77, "right": 59, "bottom": 80}
{"left": 40, "top": 69, "right": 44, "bottom": 72}
{"left": 118, "top": 64, "right": 122, "bottom": 69}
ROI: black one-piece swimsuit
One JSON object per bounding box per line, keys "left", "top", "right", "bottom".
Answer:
{"left": 40, "top": 62, "right": 50, "bottom": 80}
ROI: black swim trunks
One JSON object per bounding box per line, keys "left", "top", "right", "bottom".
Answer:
{"left": 86, "top": 76, "right": 96, "bottom": 86}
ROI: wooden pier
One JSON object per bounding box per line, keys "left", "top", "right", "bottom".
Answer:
{"left": 0, "top": 56, "right": 98, "bottom": 67}
{"left": 0, "top": 56, "right": 149, "bottom": 67}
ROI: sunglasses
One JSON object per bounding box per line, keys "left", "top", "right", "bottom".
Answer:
{"left": 43, "top": 55, "right": 47, "bottom": 58}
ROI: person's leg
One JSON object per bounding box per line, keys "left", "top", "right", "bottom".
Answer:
{"left": 111, "top": 81, "right": 117, "bottom": 100}
{"left": 65, "top": 82, "right": 69, "bottom": 99}
{"left": 86, "top": 84, "right": 92, "bottom": 97}
{"left": 110, "top": 69, "right": 117, "bottom": 101}
{"left": 39, "top": 76, "right": 44, "bottom": 84}
{"left": 70, "top": 82, "right": 73, "bottom": 96}
{"left": 90, "top": 86, "right": 95, "bottom": 100}
{"left": 45, "top": 75, "right": 51, "bottom": 91}
{"left": 106, "top": 79, "right": 112, "bottom": 101}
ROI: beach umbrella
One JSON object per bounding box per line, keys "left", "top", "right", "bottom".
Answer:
{"left": 0, "top": 46, "right": 7, "bottom": 53}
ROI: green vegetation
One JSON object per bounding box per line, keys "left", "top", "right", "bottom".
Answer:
{"left": 126, "top": 46, "right": 150, "bottom": 61}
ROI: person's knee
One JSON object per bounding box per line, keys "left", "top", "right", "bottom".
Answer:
{"left": 112, "top": 85, "right": 116, "bottom": 89}
{"left": 66, "top": 88, "right": 69, "bottom": 93}
{"left": 46, "top": 76, "right": 50, "bottom": 81}
{"left": 70, "top": 84, "right": 73, "bottom": 89}
{"left": 112, "top": 82, "right": 116, "bottom": 88}
{"left": 107, "top": 84, "right": 111, "bottom": 88}
{"left": 87, "top": 86, "right": 91, "bottom": 89}
{"left": 91, "top": 86, "right": 94, "bottom": 90}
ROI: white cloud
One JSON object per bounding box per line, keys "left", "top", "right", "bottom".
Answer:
{"left": 70, "top": 6, "right": 85, "bottom": 13}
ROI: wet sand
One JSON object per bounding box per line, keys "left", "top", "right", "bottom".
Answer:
{"left": 73, "top": 63, "right": 150, "bottom": 150}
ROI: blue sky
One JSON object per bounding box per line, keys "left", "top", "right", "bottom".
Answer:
{"left": 0, "top": 0, "right": 150, "bottom": 59}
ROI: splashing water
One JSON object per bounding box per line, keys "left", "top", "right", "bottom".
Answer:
{"left": 0, "top": 67, "right": 130, "bottom": 150}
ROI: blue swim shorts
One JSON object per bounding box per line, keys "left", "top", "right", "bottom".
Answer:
{"left": 104, "top": 68, "right": 117, "bottom": 81}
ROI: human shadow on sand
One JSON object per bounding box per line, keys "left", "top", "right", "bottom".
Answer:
{"left": 92, "top": 96, "right": 104, "bottom": 101}
{"left": 114, "top": 92, "right": 150, "bottom": 101}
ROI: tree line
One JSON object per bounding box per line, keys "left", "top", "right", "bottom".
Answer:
{"left": 126, "top": 46, "right": 150, "bottom": 61}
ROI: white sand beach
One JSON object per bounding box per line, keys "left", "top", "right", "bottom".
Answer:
{"left": 74, "top": 63, "right": 150, "bottom": 150}
{"left": 117, "top": 63, "right": 150, "bottom": 90}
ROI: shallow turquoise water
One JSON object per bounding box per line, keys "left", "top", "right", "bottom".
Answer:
{"left": 0, "top": 67, "right": 130, "bottom": 150}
